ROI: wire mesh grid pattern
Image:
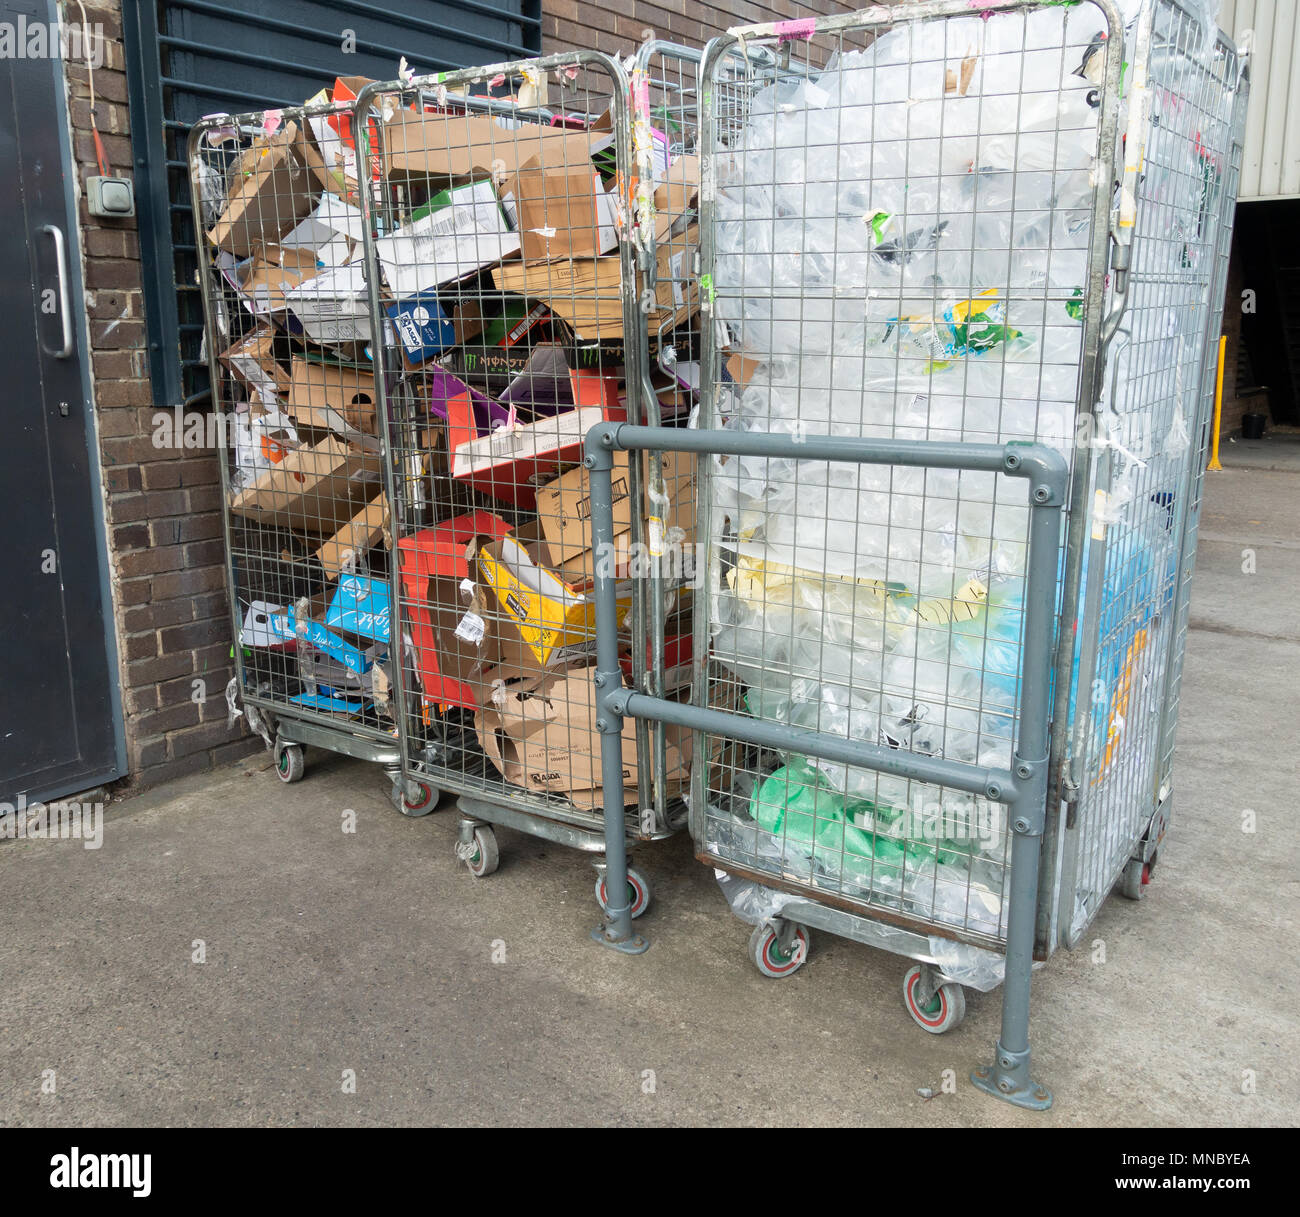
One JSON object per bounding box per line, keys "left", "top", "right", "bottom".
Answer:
{"left": 352, "top": 52, "right": 702, "bottom": 847}
{"left": 188, "top": 101, "right": 406, "bottom": 789}
{"left": 690, "top": 0, "right": 1136, "bottom": 954}
{"left": 1060, "top": 4, "right": 1247, "bottom": 940}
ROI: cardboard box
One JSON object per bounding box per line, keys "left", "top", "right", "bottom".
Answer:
{"left": 327, "top": 76, "right": 386, "bottom": 182}
{"left": 496, "top": 342, "right": 574, "bottom": 418}
{"left": 285, "top": 357, "right": 378, "bottom": 438}
{"left": 512, "top": 162, "right": 619, "bottom": 262}
{"left": 473, "top": 532, "right": 639, "bottom": 668}
{"left": 235, "top": 247, "right": 321, "bottom": 316}
{"left": 209, "top": 123, "right": 318, "bottom": 256}
{"left": 276, "top": 193, "right": 365, "bottom": 267}
{"left": 653, "top": 155, "right": 700, "bottom": 218}
{"left": 219, "top": 325, "right": 290, "bottom": 401}
{"left": 380, "top": 112, "right": 603, "bottom": 185}
{"left": 386, "top": 293, "right": 457, "bottom": 367}
{"left": 726, "top": 352, "right": 763, "bottom": 387}
{"left": 232, "top": 407, "right": 301, "bottom": 487}
{"left": 534, "top": 448, "right": 696, "bottom": 572}
{"left": 449, "top": 400, "right": 624, "bottom": 509}
{"left": 283, "top": 261, "right": 371, "bottom": 345}
{"left": 428, "top": 365, "right": 511, "bottom": 434}
{"left": 229, "top": 434, "right": 383, "bottom": 534}
{"left": 294, "top": 113, "right": 353, "bottom": 201}
{"left": 398, "top": 512, "right": 513, "bottom": 710}
{"left": 475, "top": 665, "right": 689, "bottom": 806}
{"left": 315, "top": 494, "right": 390, "bottom": 581}
{"left": 375, "top": 179, "right": 521, "bottom": 296}
{"left": 492, "top": 226, "right": 697, "bottom": 341}
{"left": 306, "top": 110, "right": 359, "bottom": 197}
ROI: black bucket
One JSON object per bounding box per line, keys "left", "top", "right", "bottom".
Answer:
{"left": 1241, "top": 413, "right": 1267, "bottom": 440}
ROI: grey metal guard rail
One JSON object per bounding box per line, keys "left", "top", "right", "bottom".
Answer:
{"left": 584, "top": 422, "right": 1069, "bottom": 1110}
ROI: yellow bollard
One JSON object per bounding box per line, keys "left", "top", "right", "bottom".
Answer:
{"left": 1208, "top": 333, "right": 1226, "bottom": 470}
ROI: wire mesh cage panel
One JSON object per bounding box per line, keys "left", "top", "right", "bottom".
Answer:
{"left": 1056, "top": 5, "right": 1247, "bottom": 942}
{"left": 188, "top": 98, "right": 416, "bottom": 801}
{"left": 626, "top": 41, "right": 711, "bottom": 835}
{"left": 353, "top": 52, "right": 703, "bottom": 867}
{"left": 692, "top": 0, "right": 1130, "bottom": 968}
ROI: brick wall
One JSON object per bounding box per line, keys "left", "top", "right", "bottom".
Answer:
{"left": 543, "top": 0, "right": 854, "bottom": 57}
{"left": 63, "top": 0, "right": 254, "bottom": 791}
{"left": 65, "top": 0, "right": 874, "bottom": 792}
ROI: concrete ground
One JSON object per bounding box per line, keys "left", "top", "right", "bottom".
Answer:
{"left": 3, "top": 444, "right": 1297, "bottom": 1128}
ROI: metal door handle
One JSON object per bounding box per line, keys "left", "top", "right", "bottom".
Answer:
{"left": 41, "top": 224, "right": 74, "bottom": 358}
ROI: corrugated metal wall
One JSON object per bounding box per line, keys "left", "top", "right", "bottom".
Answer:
{"left": 1218, "top": 0, "right": 1300, "bottom": 201}
{"left": 124, "top": 0, "right": 541, "bottom": 407}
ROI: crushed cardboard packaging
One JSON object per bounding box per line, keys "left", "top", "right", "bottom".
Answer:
{"left": 376, "top": 179, "right": 521, "bottom": 296}
{"left": 219, "top": 325, "right": 291, "bottom": 401}
{"left": 511, "top": 161, "right": 620, "bottom": 262}
{"left": 428, "top": 365, "right": 510, "bottom": 435}
{"left": 315, "top": 493, "right": 390, "bottom": 581}
{"left": 235, "top": 247, "right": 321, "bottom": 316}
{"left": 533, "top": 449, "right": 696, "bottom": 582}
{"left": 399, "top": 511, "right": 513, "bottom": 710}
{"left": 497, "top": 342, "right": 574, "bottom": 417}
{"left": 475, "top": 665, "right": 690, "bottom": 807}
{"left": 380, "top": 111, "right": 605, "bottom": 185}
{"left": 386, "top": 293, "right": 457, "bottom": 367}
{"left": 448, "top": 400, "right": 624, "bottom": 509}
{"left": 209, "top": 122, "right": 318, "bottom": 257}
{"left": 276, "top": 193, "right": 365, "bottom": 268}
{"left": 229, "top": 433, "right": 382, "bottom": 534}
{"left": 472, "top": 531, "right": 636, "bottom": 669}
{"left": 491, "top": 225, "right": 697, "bottom": 341}
{"left": 726, "top": 351, "right": 764, "bottom": 387}
{"left": 294, "top": 112, "right": 353, "bottom": 200}
{"left": 232, "top": 408, "right": 300, "bottom": 489}
{"left": 285, "top": 356, "right": 378, "bottom": 439}
{"left": 283, "top": 261, "right": 372, "bottom": 345}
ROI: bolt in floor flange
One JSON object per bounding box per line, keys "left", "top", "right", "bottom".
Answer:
{"left": 591, "top": 925, "right": 649, "bottom": 954}
{"left": 971, "top": 1043, "right": 1052, "bottom": 1111}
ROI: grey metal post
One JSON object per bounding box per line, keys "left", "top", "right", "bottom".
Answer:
{"left": 970, "top": 454, "right": 1064, "bottom": 1111}
{"left": 585, "top": 440, "right": 649, "bottom": 954}
{"left": 588, "top": 423, "right": 1066, "bottom": 1105}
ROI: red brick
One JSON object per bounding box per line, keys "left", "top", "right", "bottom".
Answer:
{"left": 112, "top": 523, "right": 149, "bottom": 551}
{"left": 128, "top": 651, "right": 200, "bottom": 686}
{"left": 169, "top": 720, "right": 239, "bottom": 759}
{"left": 103, "top": 465, "right": 141, "bottom": 496}
{"left": 122, "top": 632, "right": 158, "bottom": 662}
{"left": 117, "top": 546, "right": 184, "bottom": 578}
{"left": 137, "top": 702, "right": 201, "bottom": 735}
{"left": 85, "top": 259, "right": 142, "bottom": 291}
{"left": 160, "top": 618, "right": 228, "bottom": 653}
{"left": 152, "top": 567, "right": 225, "bottom": 600}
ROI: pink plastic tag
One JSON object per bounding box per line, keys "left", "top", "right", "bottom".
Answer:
{"left": 262, "top": 109, "right": 282, "bottom": 135}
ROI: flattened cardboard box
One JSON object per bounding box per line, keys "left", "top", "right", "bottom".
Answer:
{"left": 381, "top": 112, "right": 604, "bottom": 184}
{"left": 475, "top": 667, "right": 690, "bottom": 804}
{"left": 534, "top": 449, "right": 696, "bottom": 570}
{"left": 512, "top": 163, "right": 619, "bottom": 262}
{"left": 286, "top": 357, "right": 378, "bottom": 437}
{"left": 229, "top": 434, "right": 382, "bottom": 534}
{"left": 219, "top": 325, "right": 290, "bottom": 401}
{"left": 492, "top": 225, "right": 698, "bottom": 341}
{"left": 449, "top": 402, "right": 624, "bottom": 510}
{"left": 209, "top": 123, "right": 318, "bottom": 257}
{"left": 237, "top": 247, "right": 321, "bottom": 315}
{"left": 315, "top": 494, "right": 390, "bottom": 581}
